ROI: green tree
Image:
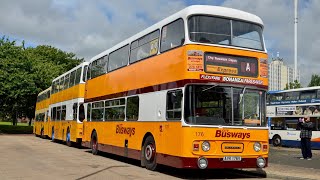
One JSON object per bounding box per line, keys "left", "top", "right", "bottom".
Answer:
{"left": 284, "top": 80, "right": 302, "bottom": 90}
{"left": 308, "top": 74, "right": 320, "bottom": 87}
{"left": 0, "top": 36, "right": 83, "bottom": 125}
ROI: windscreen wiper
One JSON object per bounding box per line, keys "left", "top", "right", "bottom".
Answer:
{"left": 201, "top": 85, "right": 217, "bottom": 92}
{"left": 238, "top": 86, "right": 247, "bottom": 104}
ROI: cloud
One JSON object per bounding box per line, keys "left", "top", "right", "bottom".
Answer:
{"left": 0, "top": 0, "right": 186, "bottom": 60}
{"left": 0, "top": 0, "right": 318, "bottom": 86}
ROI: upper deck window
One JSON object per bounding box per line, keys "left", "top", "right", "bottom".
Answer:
{"left": 160, "top": 19, "right": 185, "bottom": 52}
{"left": 90, "top": 56, "right": 108, "bottom": 79}
{"left": 108, "top": 45, "right": 129, "bottom": 72}
{"left": 75, "top": 67, "right": 82, "bottom": 85}
{"left": 83, "top": 65, "right": 88, "bottom": 82}
{"left": 300, "top": 90, "right": 316, "bottom": 99}
{"left": 284, "top": 92, "right": 299, "bottom": 100}
{"left": 130, "top": 30, "right": 159, "bottom": 63}
{"left": 36, "top": 90, "right": 50, "bottom": 102}
{"left": 269, "top": 93, "right": 284, "bottom": 101}
{"left": 188, "top": 15, "right": 264, "bottom": 51}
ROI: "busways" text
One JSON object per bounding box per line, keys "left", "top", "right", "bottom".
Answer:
{"left": 215, "top": 130, "right": 250, "bottom": 139}
{"left": 116, "top": 124, "right": 135, "bottom": 137}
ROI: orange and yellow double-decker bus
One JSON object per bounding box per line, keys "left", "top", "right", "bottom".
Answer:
{"left": 49, "top": 62, "right": 88, "bottom": 146}
{"left": 82, "top": 5, "right": 269, "bottom": 170}
{"left": 34, "top": 87, "right": 51, "bottom": 138}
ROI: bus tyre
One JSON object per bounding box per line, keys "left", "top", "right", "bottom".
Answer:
{"left": 143, "top": 136, "right": 157, "bottom": 171}
{"left": 66, "top": 129, "right": 72, "bottom": 147}
{"left": 272, "top": 135, "right": 281, "bottom": 147}
{"left": 91, "top": 131, "right": 98, "bottom": 155}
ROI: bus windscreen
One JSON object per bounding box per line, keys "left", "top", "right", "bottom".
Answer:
{"left": 185, "top": 85, "right": 266, "bottom": 127}
{"left": 188, "top": 15, "right": 264, "bottom": 51}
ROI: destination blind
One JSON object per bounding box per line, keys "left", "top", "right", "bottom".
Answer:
{"left": 204, "top": 53, "right": 258, "bottom": 77}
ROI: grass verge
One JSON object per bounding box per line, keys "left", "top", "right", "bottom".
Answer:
{"left": 0, "top": 122, "right": 30, "bottom": 126}
{"left": 0, "top": 123, "right": 33, "bottom": 134}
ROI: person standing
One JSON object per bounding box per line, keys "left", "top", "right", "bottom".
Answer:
{"left": 300, "top": 116, "right": 314, "bottom": 160}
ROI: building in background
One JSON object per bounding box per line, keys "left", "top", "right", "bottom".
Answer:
{"left": 268, "top": 53, "right": 300, "bottom": 91}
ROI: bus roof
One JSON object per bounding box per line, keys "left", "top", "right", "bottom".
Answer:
{"left": 89, "top": 5, "right": 264, "bottom": 62}
{"left": 52, "top": 62, "right": 89, "bottom": 82}
{"left": 268, "top": 86, "right": 320, "bottom": 94}
{"left": 37, "top": 87, "right": 51, "bottom": 96}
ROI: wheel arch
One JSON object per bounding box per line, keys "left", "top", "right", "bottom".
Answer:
{"left": 91, "top": 129, "right": 97, "bottom": 138}
{"left": 272, "top": 134, "right": 281, "bottom": 139}
{"left": 141, "top": 132, "right": 155, "bottom": 149}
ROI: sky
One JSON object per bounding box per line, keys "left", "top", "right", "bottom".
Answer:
{"left": 0, "top": 0, "right": 319, "bottom": 86}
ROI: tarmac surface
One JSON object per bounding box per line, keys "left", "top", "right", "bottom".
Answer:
{"left": 0, "top": 134, "right": 320, "bottom": 180}
{"left": 265, "top": 146, "right": 320, "bottom": 179}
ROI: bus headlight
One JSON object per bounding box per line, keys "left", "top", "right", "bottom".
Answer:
{"left": 253, "top": 142, "right": 261, "bottom": 152}
{"left": 257, "top": 157, "right": 266, "bottom": 168}
{"left": 202, "top": 141, "right": 210, "bottom": 152}
{"left": 197, "top": 157, "right": 208, "bottom": 169}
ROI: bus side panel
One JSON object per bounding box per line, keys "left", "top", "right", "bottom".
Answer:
{"left": 85, "top": 46, "right": 186, "bottom": 101}
{"left": 82, "top": 121, "right": 269, "bottom": 169}
{"left": 50, "top": 84, "right": 85, "bottom": 105}
{"left": 54, "top": 121, "right": 62, "bottom": 140}
{"left": 48, "top": 121, "right": 55, "bottom": 139}
{"left": 33, "top": 122, "right": 39, "bottom": 135}
{"left": 82, "top": 121, "right": 183, "bottom": 160}
{"left": 53, "top": 120, "right": 81, "bottom": 142}
{"left": 44, "top": 118, "right": 50, "bottom": 137}
{"left": 69, "top": 121, "right": 83, "bottom": 142}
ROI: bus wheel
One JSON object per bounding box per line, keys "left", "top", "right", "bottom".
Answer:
{"left": 272, "top": 135, "right": 281, "bottom": 147}
{"left": 143, "top": 136, "right": 157, "bottom": 171}
{"left": 66, "top": 129, "right": 72, "bottom": 147}
{"left": 91, "top": 131, "right": 98, "bottom": 155}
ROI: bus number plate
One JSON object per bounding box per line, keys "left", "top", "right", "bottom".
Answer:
{"left": 223, "top": 156, "right": 242, "bottom": 161}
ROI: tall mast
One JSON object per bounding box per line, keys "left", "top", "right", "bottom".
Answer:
{"left": 294, "top": 0, "right": 298, "bottom": 81}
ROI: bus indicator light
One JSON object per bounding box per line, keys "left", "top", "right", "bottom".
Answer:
{"left": 263, "top": 144, "right": 268, "bottom": 152}
{"left": 193, "top": 143, "right": 199, "bottom": 151}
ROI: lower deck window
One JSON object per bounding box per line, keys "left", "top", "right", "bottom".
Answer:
{"left": 166, "top": 90, "right": 183, "bottom": 120}
{"left": 126, "top": 96, "right": 139, "bottom": 121}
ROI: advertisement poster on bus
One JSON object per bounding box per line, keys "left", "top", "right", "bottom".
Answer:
{"left": 187, "top": 50, "right": 203, "bottom": 71}
{"left": 259, "top": 58, "right": 268, "bottom": 78}
{"left": 275, "top": 105, "right": 320, "bottom": 116}
{"left": 266, "top": 106, "right": 276, "bottom": 117}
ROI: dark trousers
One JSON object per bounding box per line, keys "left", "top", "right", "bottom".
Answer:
{"left": 301, "top": 138, "right": 312, "bottom": 158}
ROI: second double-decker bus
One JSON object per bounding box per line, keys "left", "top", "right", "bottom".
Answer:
{"left": 49, "top": 62, "right": 88, "bottom": 146}
{"left": 34, "top": 87, "right": 51, "bottom": 138}
{"left": 267, "top": 87, "right": 320, "bottom": 149}
{"left": 82, "top": 5, "right": 269, "bottom": 170}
